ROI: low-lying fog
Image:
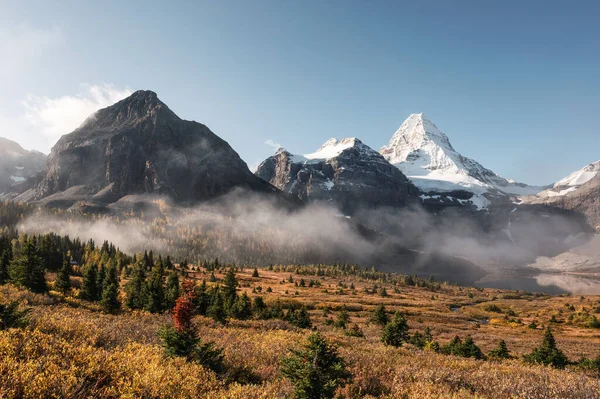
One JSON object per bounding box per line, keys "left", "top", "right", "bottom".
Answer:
{"left": 18, "top": 189, "right": 596, "bottom": 291}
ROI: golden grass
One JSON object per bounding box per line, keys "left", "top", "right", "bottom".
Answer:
{"left": 1, "top": 268, "right": 600, "bottom": 398}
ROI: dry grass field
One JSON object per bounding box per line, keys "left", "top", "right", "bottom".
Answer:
{"left": 2, "top": 266, "right": 600, "bottom": 398}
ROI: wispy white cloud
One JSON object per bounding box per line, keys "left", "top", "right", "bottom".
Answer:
{"left": 22, "top": 84, "right": 133, "bottom": 140}
{"left": 264, "top": 139, "right": 282, "bottom": 150}
{"left": 0, "top": 84, "right": 132, "bottom": 153}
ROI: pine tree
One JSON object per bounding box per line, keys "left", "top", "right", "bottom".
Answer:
{"left": 165, "top": 271, "right": 180, "bottom": 309}
{"left": 232, "top": 292, "right": 253, "bottom": 320}
{"left": 10, "top": 241, "right": 47, "bottom": 293}
{"left": 192, "top": 280, "right": 210, "bottom": 316}
{"left": 252, "top": 267, "right": 259, "bottom": 278}
{"left": 335, "top": 308, "right": 350, "bottom": 329}
{"left": 99, "top": 265, "right": 120, "bottom": 313}
{"left": 523, "top": 327, "right": 569, "bottom": 368}
{"left": 462, "top": 336, "right": 484, "bottom": 359}
{"left": 125, "top": 263, "right": 146, "bottom": 310}
{"left": 291, "top": 307, "right": 312, "bottom": 329}
{"left": 222, "top": 267, "right": 238, "bottom": 307}
{"left": 144, "top": 261, "right": 166, "bottom": 313}
{"left": 80, "top": 263, "right": 99, "bottom": 301}
{"left": 371, "top": 304, "right": 389, "bottom": 326}
{"left": 207, "top": 288, "right": 227, "bottom": 324}
{"left": 100, "top": 282, "right": 121, "bottom": 313}
{"left": 381, "top": 312, "right": 409, "bottom": 347}
{"left": 55, "top": 257, "right": 72, "bottom": 295}
{"left": 488, "top": 339, "right": 511, "bottom": 359}
{"left": 96, "top": 265, "right": 107, "bottom": 292}
{"left": 281, "top": 332, "right": 351, "bottom": 399}
{"left": 0, "top": 250, "right": 10, "bottom": 285}
{"left": 252, "top": 296, "right": 268, "bottom": 319}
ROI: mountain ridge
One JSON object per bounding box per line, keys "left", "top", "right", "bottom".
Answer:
{"left": 256, "top": 137, "right": 419, "bottom": 213}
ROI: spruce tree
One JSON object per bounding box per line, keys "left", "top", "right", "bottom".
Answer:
{"left": 488, "top": 339, "right": 511, "bottom": 359}
{"left": 165, "top": 271, "right": 180, "bottom": 310}
{"left": 100, "top": 265, "right": 120, "bottom": 313}
{"left": 96, "top": 265, "right": 106, "bottom": 292}
{"left": 125, "top": 263, "right": 146, "bottom": 310}
{"left": 222, "top": 267, "right": 238, "bottom": 307}
{"left": 80, "top": 263, "right": 99, "bottom": 301}
{"left": 10, "top": 241, "right": 47, "bottom": 293}
{"left": 100, "top": 282, "right": 121, "bottom": 313}
{"left": 192, "top": 280, "right": 210, "bottom": 316}
{"left": 371, "top": 304, "right": 389, "bottom": 326}
{"left": 252, "top": 296, "right": 268, "bottom": 318}
{"left": 252, "top": 267, "right": 259, "bottom": 278}
{"left": 144, "top": 261, "right": 166, "bottom": 313}
{"left": 232, "top": 292, "right": 253, "bottom": 320}
{"left": 281, "top": 332, "right": 351, "bottom": 399}
{"left": 0, "top": 250, "right": 10, "bottom": 285}
{"left": 207, "top": 288, "right": 227, "bottom": 324}
{"left": 381, "top": 312, "right": 409, "bottom": 347}
{"left": 55, "top": 257, "right": 72, "bottom": 295}
{"left": 524, "top": 327, "right": 569, "bottom": 368}
{"left": 335, "top": 308, "right": 350, "bottom": 329}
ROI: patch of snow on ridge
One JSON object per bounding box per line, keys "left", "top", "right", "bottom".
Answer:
{"left": 304, "top": 138, "right": 357, "bottom": 160}
{"left": 555, "top": 161, "right": 600, "bottom": 188}
{"left": 280, "top": 137, "right": 380, "bottom": 165}
{"left": 10, "top": 176, "right": 25, "bottom": 183}
{"left": 535, "top": 161, "right": 600, "bottom": 198}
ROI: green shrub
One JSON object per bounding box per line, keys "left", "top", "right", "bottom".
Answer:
{"left": 381, "top": 312, "right": 409, "bottom": 347}
{"left": 281, "top": 332, "right": 351, "bottom": 399}
{"left": 441, "top": 336, "right": 484, "bottom": 359}
{"left": 371, "top": 304, "right": 389, "bottom": 326}
{"left": 523, "top": 327, "right": 569, "bottom": 369}
{"left": 0, "top": 300, "right": 31, "bottom": 330}
{"left": 488, "top": 340, "right": 511, "bottom": 360}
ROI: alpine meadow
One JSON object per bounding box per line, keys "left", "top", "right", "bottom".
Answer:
{"left": 2, "top": 1, "right": 600, "bottom": 398}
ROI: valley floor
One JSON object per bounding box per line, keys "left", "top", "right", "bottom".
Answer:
{"left": 2, "top": 267, "right": 600, "bottom": 398}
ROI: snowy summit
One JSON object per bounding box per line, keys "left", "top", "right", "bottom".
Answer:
{"left": 380, "top": 113, "right": 544, "bottom": 208}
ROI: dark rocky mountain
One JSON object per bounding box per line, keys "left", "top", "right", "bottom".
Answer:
{"left": 14, "top": 90, "right": 281, "bottom": 209}
{"left": 255, "top": 137, "right": 419, "bottom": 214}
{"left": 0, "top": 137, "right": 46, "bottom": 194}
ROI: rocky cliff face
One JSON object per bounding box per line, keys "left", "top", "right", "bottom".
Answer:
{"left": 17, "top": 90, "right": 279, "bottom": 208}
{"left": 256, "top": 137, "right": 419, "bottom": 214}
{"left": 0, "top": 137, "right": 46, "bottom": 193}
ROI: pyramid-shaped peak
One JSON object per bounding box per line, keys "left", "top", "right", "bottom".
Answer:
{"left": 78, "top": 89, "right": 178, "bottom": 131}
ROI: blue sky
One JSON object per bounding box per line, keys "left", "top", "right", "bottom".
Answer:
{"left": 1, "top": 0, "right": 599, "bottom": 185}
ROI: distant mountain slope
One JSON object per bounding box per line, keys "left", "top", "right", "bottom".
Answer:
{"left": 380, "top": 113, "right": 545, "bottom": 208}
{"left": 525, "top": 162, "right": 600, "bottom": 231}
{"left": 536, "top": 161, "right": 600, "bottom": 198}
{"left": 0, "top": 137, "right": 46, "bottom": 193}
{"left": 15, "top": 90, "right": 281, "bottom": 208}
{"left": 256, "top": 137, "right": 419, "bottom": 213}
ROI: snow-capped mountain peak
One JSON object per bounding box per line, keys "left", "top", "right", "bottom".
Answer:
{"left": 380, "top": 113, "right": 544, "bottom": 206}
{"left": 380, "top": 113, "right": 463, "bottom": 174}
